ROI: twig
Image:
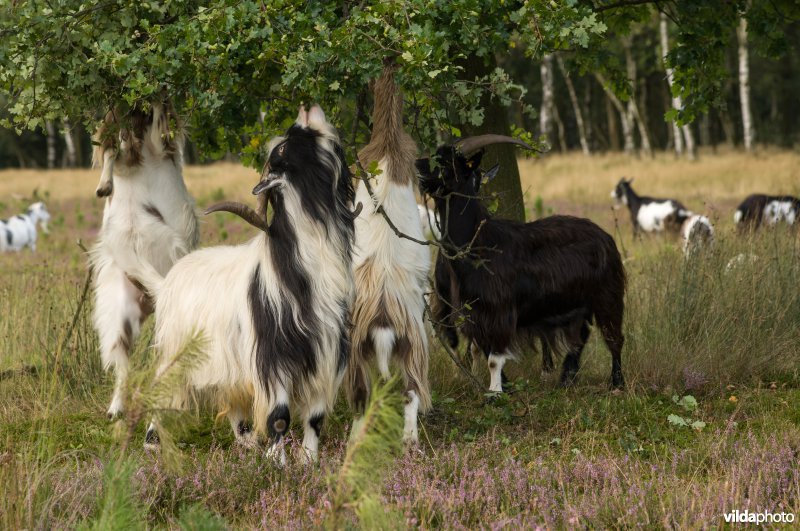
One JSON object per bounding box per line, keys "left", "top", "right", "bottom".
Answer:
{"left": 59, "top": 239, "right": 92, "bottom": 355}
{"left": 433, "top": 327, "right": 484, "bottom": 392}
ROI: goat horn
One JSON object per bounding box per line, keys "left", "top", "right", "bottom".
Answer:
{"left": 204, "top": 201, "right": 269, "bottom": 233}
{"left": 351, "top": 201, "right": 364, "bottom": 219}
{"left": 455, "top": 135, "right": 533, "bottom": 156}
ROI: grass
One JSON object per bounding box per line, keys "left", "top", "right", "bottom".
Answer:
{"left": 1, "top": 150, "right": 799, "bottom": 528}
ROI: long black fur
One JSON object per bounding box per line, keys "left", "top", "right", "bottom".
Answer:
{"left": 735, "top": 193, "right": 800, "bottom": 232}
{"left": 249, "top": 119, "right": 356, "bottom": 396}
{"left": 419, "top": 146, "right": 626, "bottom": 388}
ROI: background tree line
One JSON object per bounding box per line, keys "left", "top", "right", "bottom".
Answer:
{"left": 0, "top": 1, "right": 797, "bottom": 216}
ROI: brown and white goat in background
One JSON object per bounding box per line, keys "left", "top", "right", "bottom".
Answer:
{"left": 345, "top": 64, "right": 431, "bottom": 443}
{"left": 90, "top": 101, "right": 199, "bottom": 419}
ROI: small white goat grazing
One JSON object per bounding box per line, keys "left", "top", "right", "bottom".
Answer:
{"left": 681, "top": 214, "right": 715, "bottom": 258}
{"left": 1, "top": 202, "right": 51, "bottom": 252}
{"left": 133, "top": 106, "right": 357, "bottom": 464}
{"left": 345, "top": 64, "right": 431, "bottom": 443}
{"left": 90, "top": 101, "right": 199, "bottom": 419}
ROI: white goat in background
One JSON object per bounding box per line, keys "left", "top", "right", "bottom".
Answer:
{"left": 345, "top": 64, "right": 431, "bottom": 443}
{"left": 1, "top": 202, "right": 51, "bottom": 252}
{"left": 90, "top": 101, "right": 199, "bottom": 419}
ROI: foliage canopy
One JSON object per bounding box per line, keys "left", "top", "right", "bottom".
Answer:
{"left": 0, "top": 0, "right": 796, "bottom": 165}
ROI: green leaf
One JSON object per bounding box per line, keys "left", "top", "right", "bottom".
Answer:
{"left": 667, "top": 414, "right": 689, "bottom": 427}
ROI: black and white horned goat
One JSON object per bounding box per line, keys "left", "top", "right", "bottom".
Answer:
{"left": 419, "top": 139, "right": 626, "bottom": 391}
{"left": 133, "top": 106, "right": 357, "bottom": 463}
{"left": 611, "top": 178, "right": 691, "bottom": 237}
{"left": 0, "top": 202, "right": 51, "bottom": 252}
{"left": 734, "top": 194, "right": 800, "bottom": 232}
{"left": 345, "top": 64, "right": 431, "bottom": 443}
{"left": 90, "top": 101, "right": 199, "bottom": 419}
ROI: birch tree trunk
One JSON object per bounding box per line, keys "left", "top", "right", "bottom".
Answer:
{"left": 45, "top": 120, "right": 57, "bottom": 169}
{"left": 660, "top": 13, "right": 696, "bottom": 160}
{"left": 737, "top": 15, "right": 755, "bottom": 152}
{"left": 556, "top": 55, "right": 590, "bottom": 155}
{"left": 62, "top": 118, "right": 77, "bottom": 168}
{"left": 539, "top": 54, "right": 555, "bottom": 149}
{"left": 624, "top": 38, "right": 652, "bottom": 157}
{"left": 596, "top": 73, "right": 634, "bottom": 155}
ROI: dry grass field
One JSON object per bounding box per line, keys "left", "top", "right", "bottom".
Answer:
{"left": 1, "top": 150, "right": 799, "bottom": 528}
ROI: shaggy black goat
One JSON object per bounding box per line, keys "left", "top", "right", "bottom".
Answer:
{"left": 419, "top": 139, "right": 626, "bottom": 390}
{"left": 734, "top": 193, "right": 800, "bottom": 232}
{"left": 611, "top": 178, "right": 691, "bottom": 237}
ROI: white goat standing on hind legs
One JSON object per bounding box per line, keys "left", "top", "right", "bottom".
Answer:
{"left": 132, "top": 105, "right": 358, "bottom": 464}
{"left": 89, "top": 101, "right": 199, "bottom": 420}
{"left": 345, "top": 63, "right": 431, "bottom": 444}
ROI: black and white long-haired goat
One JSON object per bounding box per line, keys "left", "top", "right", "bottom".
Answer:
{"left": 345, "top": 64, "right": 431, "bottom": 443}
{"left": 0, "top": 202, "right": 51, "bottom": 252}
{"left": 133, "top": 106, "right": 357, "bottom": 463}
{"left": 734, "top": 194, "right": 800, "bottom": 232}
{"left": 611, "top": 178, "right": 691, "bottom": 237}
{"left": 419, "top": 140, "right": 626, "bottom": 391}
{"left": 680, "top": 214, "right": 715, "bottom": 259}
{"left": 90, "top": 101, "right": 199, "bottom": 419}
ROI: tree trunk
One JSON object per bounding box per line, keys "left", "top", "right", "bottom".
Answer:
{"left": 556, "top": 55, "right": 590, "bottom": 155}
{"left": 539, "top": 54, "right": 555, "bottom": 149}
{"left": 62, "top": 118, "right": 77, "bottom": 168}
{"left": 737, "top": 15, "right": 755, "bottom": 152}
{"left": 45, "top": 120, "right": 57, "bottom": 169}
{"left": 460, "top": 54, "right": 526, "bottom": 221}
{"left": 681, "top": 123, "right": 696, "bottom": 160}
{"left": 660, "top": 13, "right": 696, "bottom": 159}
{"left": 596, "top": 73, "right": 633, "bottom": 155}
{"left": 719, "top": 109, "right": 736, "bottom": 148}
{"left": 624, "top": 38, "right": 652, "bottom": 157}
{"left": 605, "top": 91, "right": 620, "bottom": 151}
{"left": 553, "top": 101, "right": 567, "bottom": 153}
{"left": 700, "top": 113, "right": 712, "bottom": 149}
{"left": 583, "top": 82, "right": 594, "bottom": 151}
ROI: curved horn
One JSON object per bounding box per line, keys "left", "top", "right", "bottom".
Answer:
{"left": 455, "top": 134, "right": 533, "bottom": 156}
{"left": 204, "top": 201, "right": 268, "bottom": 233}
{"left": 350, "top": 201, "right": 364, "bottom": 219}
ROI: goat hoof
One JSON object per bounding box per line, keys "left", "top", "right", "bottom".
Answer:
{"left": 143, "top": 428, "right": 160, "bottom": 450}
{"left": 484, "top": 391, "right": 503, "bottom": 405}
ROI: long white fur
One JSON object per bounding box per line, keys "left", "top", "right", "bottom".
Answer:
{"left": 353, "top": 162, "right": 431, "bottom": 442}
{"left": 763, "top": 200, "right": 797, "bottom": 226}
{"left": 681, "top": 214, "right": 715, "bottom": 258}
{"left": 1, "top": 202, "right": 51, "bottom": 252}
{"left": 135, "top": 107, "right": 353, "bottom": 463}
{"left": 90, "top": 103, "right": 198, "bottom": 419}
{"left": 418, "top": 203, "right": 441, "bottom": 240}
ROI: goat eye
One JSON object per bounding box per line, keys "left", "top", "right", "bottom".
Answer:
{"left": 278, "top": 144, "right": 286, "bottom": 155}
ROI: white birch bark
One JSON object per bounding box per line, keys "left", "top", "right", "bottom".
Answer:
{"left": 62, "top": 118, "right": 77, "bottom": 167}
{"left": 45, "top": 120, "right": 56, "bottom": 169}
{"left": 539, "top": 54, "right": 554, "bottom": 148}
{"left": 660, "top": 13, "right": 696, "bottom": 159}
{"left": 556, "top": 55, "right": 590, "bottom": 155}
{"left": 738, "top": 15, "right": 754, "bottom": 152}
